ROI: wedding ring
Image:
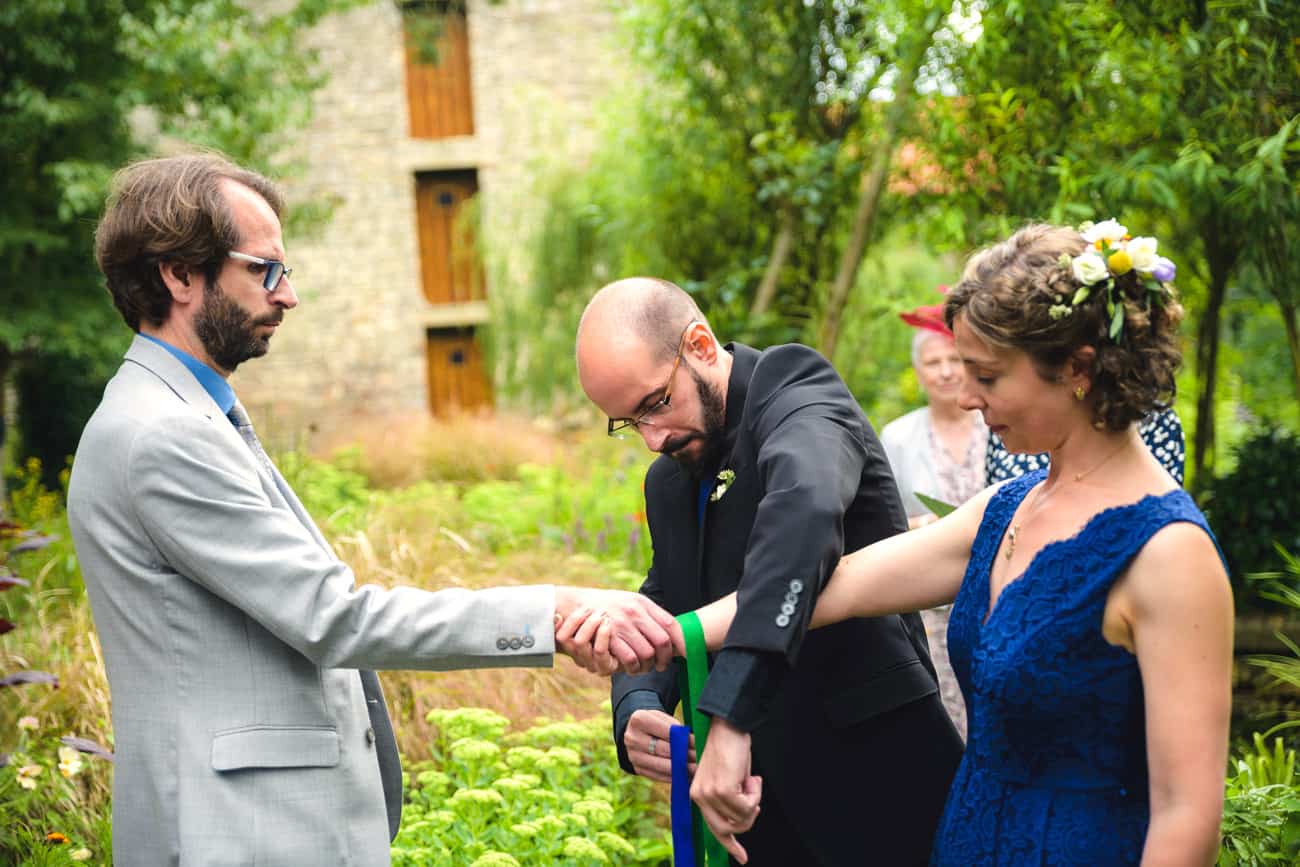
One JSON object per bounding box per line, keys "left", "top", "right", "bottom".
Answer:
{"left": 648, "top": 735, "right": 658, "bottom": 757}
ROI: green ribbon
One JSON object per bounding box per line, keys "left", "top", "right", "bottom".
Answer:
{"left": 675, "top": 610, "right": 731, "bottom": 867}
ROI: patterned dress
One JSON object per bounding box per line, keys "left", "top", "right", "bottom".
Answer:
{"left": 931, "top": 469, "right": 1219, "bottom": 865}
{"left": 986, "top": 408, "right": 1186, "bottom": 486}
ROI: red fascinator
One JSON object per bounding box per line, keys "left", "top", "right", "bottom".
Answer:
{"left": 898, "top": 287, "right": 953, "bottom": 339}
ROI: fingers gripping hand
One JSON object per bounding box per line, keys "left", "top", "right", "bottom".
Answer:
{"left": 691, "top": 718, "right": 762, "bottom": 864}
{"left": 625, "top": 709, "right": 694, "bottom": 784}
{"left": 555, "top": 606, "right": 601, "bottom": 672}
{"left": 557, "top": 589, "right": 682, "bottom": 675}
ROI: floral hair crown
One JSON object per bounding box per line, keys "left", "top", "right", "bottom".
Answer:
{"left": 1050, "top": 218, "right": 1176, "bottom": 343}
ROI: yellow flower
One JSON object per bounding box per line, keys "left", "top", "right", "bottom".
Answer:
{"left": 58, "top": 746, "right": 84, "bottom": 778}
{"left": 17, "top": 716, "right": 39, "bottom": 730}
{"left": 17, "top": 764, "right": 43, "bottom": 790}
{"left": 70, "top": 849, "right": 93, "bottom": 861}
{"left": 1107, "top": 249, "right": 1133, "bottom": 275}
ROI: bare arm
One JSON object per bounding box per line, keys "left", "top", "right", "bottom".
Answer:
{"left": 1120, "top": 523, "right": 1233, "bottom": 866}
{"left": 694, "top": 483, "right": 996, "bottom": 650}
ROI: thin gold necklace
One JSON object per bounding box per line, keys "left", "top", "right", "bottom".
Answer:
{"left": 1003, "top": 437, "right": 1134, "bottom": 562}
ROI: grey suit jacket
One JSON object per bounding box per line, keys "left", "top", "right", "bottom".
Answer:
{"left": 68, "top": 336, "right": 556, "bottom": 866}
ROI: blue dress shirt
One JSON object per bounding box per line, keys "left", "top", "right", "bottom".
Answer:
{"left": 137, "top": 333, "right": 237, "bottom": 418}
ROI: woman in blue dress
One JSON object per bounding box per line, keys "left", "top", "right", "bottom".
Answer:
{"left": 685, "top": 222, "right": 1233, "bottom": 865}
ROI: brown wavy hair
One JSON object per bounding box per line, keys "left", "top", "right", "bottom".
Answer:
{"left": 944, "top": 223, "right": 1184, "bottom": 431}
{"left": 95, "top": 152, "right": 283, "bottom": 330}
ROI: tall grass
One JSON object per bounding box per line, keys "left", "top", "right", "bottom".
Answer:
{"left": 2, "top": 420, "right": 665, "bottom": 864}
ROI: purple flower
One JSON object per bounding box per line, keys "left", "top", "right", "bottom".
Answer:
{"left": 1152, "top": 256, "right": 1176, "bottom": 282}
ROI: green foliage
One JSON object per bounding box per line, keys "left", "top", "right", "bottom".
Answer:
{"left": 393, "top": 707, "right": 670, "bottom": 866}
{"left": 276, "top": 446, "right": 378, "bottom": 536}
{"left": 484, "top": 0, "right": 957, "bottom": 410}
{"left": 12, "top": 353, "right": 117, "bottom": 492}
{"left": 2, "top": 460, "right": 83, "bottom": 622}
{"left": 1219, "top": 734, "right": 1300, "bottom": 865}
{"left": 828, "top": 232, "right": 961, "bottom": 422}
{"left": 1202, "top": 427, "right": 1300, "bottom": 593}
{"left": 458, "top": 445, "right": 653, "bottom": 580}
{"left": 0, "top": 720, "right": 110, "bottom": 866}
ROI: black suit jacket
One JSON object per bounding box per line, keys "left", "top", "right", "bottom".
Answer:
{"left": 611, "top": 343, "right": 961, "bottom": 864}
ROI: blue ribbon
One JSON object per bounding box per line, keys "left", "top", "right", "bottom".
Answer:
{"left": 670, "top": 724, "right": 696, "bottom": 867}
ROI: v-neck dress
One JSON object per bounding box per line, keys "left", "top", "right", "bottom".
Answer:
{"left": 931, "top": 469, "right": 1216, "bottom": 866}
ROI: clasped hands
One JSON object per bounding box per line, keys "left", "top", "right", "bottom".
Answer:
{"left": 553, "top": 587, "right": 684, "bottom": 675}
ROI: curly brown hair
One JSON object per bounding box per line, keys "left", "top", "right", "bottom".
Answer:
{"left": 95, "top": 152, "right": 284, "bottom": 331}
{"left": 943, "top": 223, "right": 1184, "bottom": 431}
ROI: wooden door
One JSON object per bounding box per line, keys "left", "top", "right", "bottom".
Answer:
{"left": 404, "top": 6, "right": 474, "bottom": 139}
{"left": 414, "top": 171, "right": 485, "bottom": 306}
{"left": 426, "top": 327, "right": 491, "bottom": 413}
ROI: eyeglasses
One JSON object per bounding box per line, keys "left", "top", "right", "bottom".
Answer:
{"left": 607, "top": 320, "right": 698, "bottom": 437}
{"left": 228, "top": 251, "right": 293, "bottom": 292}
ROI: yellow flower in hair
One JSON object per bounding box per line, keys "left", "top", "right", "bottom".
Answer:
{"left": 1107, "top": 249, "right": 1133, "bottom": 275}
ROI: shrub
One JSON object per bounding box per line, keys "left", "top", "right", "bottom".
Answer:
{"left": 0, "top": 718, "right": 112, "bottom": 866}
{"left": 1202, "top": 426, "right": 1300, "bottom": 600}
{"left": 1219, "top": 733, "right": 1300, "bottom": 865}
{"left": 393, "top": 706, "right": 670, "bottom": 867}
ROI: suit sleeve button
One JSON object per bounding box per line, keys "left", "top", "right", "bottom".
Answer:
{"left": 775, "top": 614, "right": 791, "bottom": 627}
{"left": 496, "top": 637, "right": 509, "bottom": 650}
{"left": 784, "top": 592, "right": 798, "bottom": 605}
{"left": 365, "top": 727, "right": 376, "bottom": 746}
{"left": 509, "top": 637, "right": 523, "bottom": 650}
{"left": 780, "top": 602, "right": 796, "bottom": 616}
{"left": 523, "top": 635, "right": 536, "bottom": 648}
{"left": 789, "top": 579, "right": 804, "bottom": 593}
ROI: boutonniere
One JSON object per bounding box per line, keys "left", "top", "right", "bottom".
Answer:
{"left": 710, "top": 469, "right": 735, "bottom": 502}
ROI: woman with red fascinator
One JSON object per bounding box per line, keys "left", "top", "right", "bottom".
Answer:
{"left": 879, "top": 291, "right": 987, "bottom": 739}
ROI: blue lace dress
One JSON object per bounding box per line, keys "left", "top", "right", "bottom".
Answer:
{"left": 932, "top": 469, "right": 1216, "bottom": 866}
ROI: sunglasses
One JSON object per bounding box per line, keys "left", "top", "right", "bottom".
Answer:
{"left": 228, "top": 251, "right": 294, "bottom": 292}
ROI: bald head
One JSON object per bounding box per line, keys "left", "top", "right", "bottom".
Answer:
{"left": 576, "top": 277, "right": 730, "bottom": 471}
{"left": 577, "top": 277, "right": 705, "bottom": 365}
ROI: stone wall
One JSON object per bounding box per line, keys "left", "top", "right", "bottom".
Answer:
{"left": 232, "top": 0, "right": 623, "bottom": 449}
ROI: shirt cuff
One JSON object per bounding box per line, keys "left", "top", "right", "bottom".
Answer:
{"left": 695, "top": 648, "right": 788, "bottom": 733}
{"left": 613, "top": 689, "right": 665, "bottom": 772}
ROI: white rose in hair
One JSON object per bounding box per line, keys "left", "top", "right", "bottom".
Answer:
{"left": 1072, "top": 251, "right": 1109, "bottom": 285}
{"left": 1081, "top": 219, "right": 1128, "bottom": 245}
{"left": 1127, "top": 236, "right": 1159, "bottom": 273}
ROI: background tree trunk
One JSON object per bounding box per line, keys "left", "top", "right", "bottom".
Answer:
{"left": 817, "top": 12, "right": 941, "bottom": 358}
{"left": 1192, "top": 256, "right": 1230, "bottom": 491}
{"left": 751, "top": 205, "right": 798, "bottom": 317}
{"left": 1281, "top": 300, "right": 1300, "bottom": 408}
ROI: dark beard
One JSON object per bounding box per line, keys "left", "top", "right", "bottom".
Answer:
{"left": 668, "top": 364, "right": 728, "bottom": 479}
{"left": 194, "top": 279, "right": 280, "bottom": 372}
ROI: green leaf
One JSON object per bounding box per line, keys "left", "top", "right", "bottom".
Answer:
{"left": 914, "top": 492, "right": 957, "bottom": 518}
{"left": 1109, "top": 301, "right": 1124, "bottom": 340}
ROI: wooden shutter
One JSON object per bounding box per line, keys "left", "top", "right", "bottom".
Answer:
{"left": 426, "top": 327, "right": 491, "bottom": 413}
{"left": 414, "top": 171, "right": 485, "bottom": 306}
{"left": 404, "top": 8, "right": 474, "bottom": 139}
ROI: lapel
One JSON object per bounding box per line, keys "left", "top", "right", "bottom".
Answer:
{"left": 126, "top": 336, "right": 334, "bottom": 558}
{"left": 694, "top": 344, "right": 759, "bottom": 598}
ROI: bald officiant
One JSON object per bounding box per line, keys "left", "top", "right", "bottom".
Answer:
{"left": 565, "top": 278, "right": 963, "bottom": 865}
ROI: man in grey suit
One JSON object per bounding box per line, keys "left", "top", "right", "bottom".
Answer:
{"left": 67, "top": 153, "right": 680, "bottom": 866}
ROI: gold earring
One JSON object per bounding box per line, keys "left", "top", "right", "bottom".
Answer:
{"left": 1074, "top": 386, "right": 1086, "bottom": 401}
